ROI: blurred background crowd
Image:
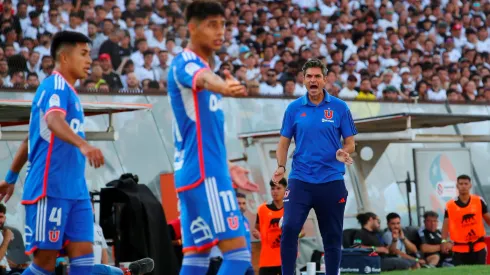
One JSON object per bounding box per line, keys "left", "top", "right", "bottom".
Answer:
{"left": 1, "top": 0, "right": 490, "bottom": 102}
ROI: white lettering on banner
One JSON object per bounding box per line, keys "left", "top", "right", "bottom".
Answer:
{"left": 69, "top": 119, "right": 85, "bottom": 134}
{"left": 190, "top": 217, "right": 213, "bottom": 244}
{"left": 209, "top": 94, "right": 222, "bottom": 112}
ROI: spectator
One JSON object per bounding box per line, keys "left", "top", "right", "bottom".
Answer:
{"left": 99, "top": 54, "right": 123, "bottom": 90}
{"left": 26, "top": 72, "right": 39, "bottom": 88}
{"left": 338, "top": 75, "right": 358, "bottom": 99}
{"left": 284, "top": 78, "right": 296, "bottom": 96}
{"left": 134, "top": 50, "right": 159, "bottom": 82}
{"left": 259, "top": 69, "right": 283, "bottom": 95}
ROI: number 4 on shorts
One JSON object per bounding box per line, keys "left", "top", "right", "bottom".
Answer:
{"left": 49, "top": 207, "right": 62, "bottom": 226}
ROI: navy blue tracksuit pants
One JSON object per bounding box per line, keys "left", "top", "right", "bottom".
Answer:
{"left": 280, "top": 179, "right": 347, "bottom": 275}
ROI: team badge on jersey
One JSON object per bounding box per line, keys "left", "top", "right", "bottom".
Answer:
{"left": 49, "top": 230, "right": 60, "bottom": 242}
{"left": 227, "top": 216, "right": 239, "bottom": 231}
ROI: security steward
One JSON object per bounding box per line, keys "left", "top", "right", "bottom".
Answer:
{"left": 441, "top": 174, "right": 490, "bottom": 265}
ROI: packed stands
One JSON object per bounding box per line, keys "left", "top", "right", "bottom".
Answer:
{"left": 0, "top": 0, "right": 489, "bottom": 103}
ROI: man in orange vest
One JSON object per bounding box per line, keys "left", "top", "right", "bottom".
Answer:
{"left": 252, "top": 179, "right": 287, "bottom": 275}
{"left": 441, "top": 174, "right": 490, "bottom": 265}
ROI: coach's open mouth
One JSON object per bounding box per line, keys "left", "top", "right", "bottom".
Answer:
{"left": 310, "top": 84, "right": 318, "bottom": 89}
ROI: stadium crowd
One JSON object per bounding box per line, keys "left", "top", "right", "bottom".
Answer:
{"left": 2, "top": 0, "right": 490, "bottom": 102}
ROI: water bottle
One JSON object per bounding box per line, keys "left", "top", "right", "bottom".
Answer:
{"left": 320, "top": 254, "right": 325, "bottom": 273}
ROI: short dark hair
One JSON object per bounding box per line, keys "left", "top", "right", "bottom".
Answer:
{"left": 386, "top": 212, "right": 400, "bottom": 223}
{"left": 457, "top": 174, "right": 471, "bottom": 182}
{"left": 302, "top": 58, "right": 327, "bottom": 76}
{"left": 236, "top": 192, "right": 246, "bottom": 199}
{"left": 423, "top": 211, "right": 439, "bottom": 220}
{"left": 51, "top": 31, "right": 92, "bottom": 61}
{"left": 184, "top": 0, "right": 225, "bottom": 23}
{"left": 356, "top": 212, "right": 377, "bottom": 226}
{"left": 0, "top": 204, "right": 6, "bottom": 214}
{"left": 270, "top": 178, "right": 287, "bottom": 188}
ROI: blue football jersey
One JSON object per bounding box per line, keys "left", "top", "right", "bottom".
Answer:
{"left": 167, "top": 50, "right": 231, "bottom": 192}
{"left": 22, "top": 71, "right": 89, "bottom": 204}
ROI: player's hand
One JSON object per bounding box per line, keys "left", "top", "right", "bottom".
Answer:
{"left": 252, "top": 229, "right": 260, "bottom": 240}
{"left": 418, "top": 259, "right": 426, "bottom": 265}
{"left": 80, "top": 143, "right": 105, "bottom": 168}
{"left": 0, "top": 180, "right": 15, "bottom": 203}
{"left": 376, "top": 247, "right": 389, "bottom": 254}
{"left": 336, "top": 149, "right": 353, "bottom": 165}
{"left": 2, "top": 228, "right": 13, "bottom": 243}
{"left": 272, "top": 167, "right": 285, "bottom": 184}
{"left": 399, "top": 229, "right": 405, "bottom": 239}
{"left": 223, "top": 70, "right": 247, "bottom": 97}
{"left": 229, "top": 164, "right": 259, "bottom": 192}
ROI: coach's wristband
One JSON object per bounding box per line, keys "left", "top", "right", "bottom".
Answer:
{"left": 441, "top": 239, "right": 447, "bottom": 244}
{"left": 5, "top": 170, "right": 19, "bottom": 185}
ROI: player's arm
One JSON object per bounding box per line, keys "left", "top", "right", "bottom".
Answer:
{"left": 45, "top": 112, "right": 88, "bottom": 148}
{"left": 175, "top": 59, "right": 244, "bottom": 96}
{"left": 43, "top": 90, "right": 104, "bottom": 168}
{"left": 441, "top": 211, "right": 449, "bottom": 241}
{"left": 4, "top": 136, "right": 28, "bottom": 184}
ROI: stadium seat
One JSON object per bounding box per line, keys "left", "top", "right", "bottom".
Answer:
{"left": 342, "top": 229, "right": 360, "bottom": 248}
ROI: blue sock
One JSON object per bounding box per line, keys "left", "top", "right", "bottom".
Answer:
{"left": 179, "top": 253, "right": 210, "bottom": 275}
{"left": 217, "top": 247, "right": 251, "bottom": 275}
{"left": 69, "top": 253, "right": 95, "bottom": 275}
{"left": 92, "top": 264, "right": 124, "bottom": 275}
{"left": 22, "top": 263, "right": 53, "bottom": 275}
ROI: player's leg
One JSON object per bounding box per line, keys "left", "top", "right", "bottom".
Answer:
{"left": 206, "top": 177, "right": 250, "bottom": 275}
{"left": 23, "top": 197, "right": 70, "bottom": 275}
{"left": 179, "top": 185, "right": 216, "bottom": 275}
{"left": 64, "top": 199, "right": 95, "bottom": 275}
{"left": 281, "top": 179, "right": 313, "bottom": 275}
{"left": 312, "top": 180, "right": 348, "bottom": 275}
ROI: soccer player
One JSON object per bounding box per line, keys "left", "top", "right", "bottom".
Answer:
{"left": 272, "top": 59, "right": 358, "bottom": 275}
{"left": 167, "top": 1, "right": 257, "bottom": 275}
{"left": 0, "top": 31, "right": 104, "bottom": 275}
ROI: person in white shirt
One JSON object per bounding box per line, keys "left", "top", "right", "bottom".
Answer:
{"left": 338, "top": 75, "right": 359, "bottom": 99}
{"left": 427, "top": 75, "right": 447, "bottom": 101}
{"left": 259, "top": 69, "right": 284, "bottom": 96}
{"left": 134, "top": 50, "right": 160, "bottom": 82}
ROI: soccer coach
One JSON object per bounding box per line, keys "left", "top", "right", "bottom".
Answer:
{"left": 273, "top": 59, "right": 358, "bottom": 275}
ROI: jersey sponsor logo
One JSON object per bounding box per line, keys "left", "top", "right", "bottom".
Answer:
{"left": 227, "top": 216, "right": 239, "bottom": 231}
{"left": 322, "top": 109, "right": 334, "bottom": 123}
{"left": 185, "top": 62, "right": 201, "bottom": 76}
{"left": 69, "top": 118, "right": 85, "bottom": 134}
{"left": 209, "top": 94, "right": 223, "bottom": 112}
{"left": 190, "top": 216, "right": 214, "bottom": 244}
{"left": 48, "top": 94, "right": 61, "bottom": 108}
{"left": 462, "top": 213, "right": 476, "bottom": 224}
{"left": 49, "top": 230, "right": 60, "bottom": 243}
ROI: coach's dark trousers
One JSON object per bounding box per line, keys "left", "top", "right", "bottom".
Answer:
{"left": 281, "top": 179, "right": 347, "bottom": 275}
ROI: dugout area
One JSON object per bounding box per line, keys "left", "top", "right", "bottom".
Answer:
{"left": 237, "top": 112, "right": 490, "bottom": 269}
